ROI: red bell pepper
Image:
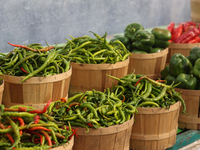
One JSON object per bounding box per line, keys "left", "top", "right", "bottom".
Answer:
{"left": 166, "top": 22, "right": 175, "bottom": 33}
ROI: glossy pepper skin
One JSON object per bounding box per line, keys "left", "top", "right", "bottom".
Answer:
{"left": 151, "top": 28, "right": 171, "bottom": 48}
{"left": 110, "top": 35, "right": 132, "bottom": 51}
{"left": 149, "top": 47, "right": 163, "bottom": 53}
{"left": 175, "top": 73, "right": 197, "bottom": 90}
{"left": 169, "top": 53, "right": 193, "bottom": 77}
{"left": 124, "top": 23, "right": 144, "bottom": 39}
{"left": 187, "top": 47, "right": 200, "bottom": 66}
{"left": 193, "top": 58, "right": 200, "bottom": 79}
{"left": 132, "top": 30, "right": 155, "bottom": 52}
{"left": 165, "top": 74, "right": 176, "bottom": 85}
{"left": 160, "top": 65, "right": 169, "bottom": 79}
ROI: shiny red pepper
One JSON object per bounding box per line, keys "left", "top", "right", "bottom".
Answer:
{"left": 28, "top": 99, "right": 52, "bottom": 114}
{"left": 172, "top": 25, "right": 183, "bottom": 42}
{"left": 21, "top": 67, "right": 29, "bottom": 73}
{"left": 187, "top": 21, "right": 197, "bottom": 26}
{"left": 188, "top": 36, "right": 200, "bottom": 43}
{"left": 166, "top": 22, "right": 175, "bottom": 33}
{"left": 183, "top": 22, "right": 190, "bottom": 32}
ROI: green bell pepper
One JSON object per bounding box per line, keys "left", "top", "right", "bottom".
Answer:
{"left": 169, "top": 53, "right": 193, "bottom": 77}
{"left": 151, "top": 28, "right": 171, "bottom": 48}
{"left": 175, "top": 73, "right": 197, "bottom": 90}
{"left": 160, "top": 65, "right": 169, "bottom": 79}
{"left": 110, "top": 35, "right": 132, "bottom": 51}
{"left": 193, "top": 58, "right": 200, "bottom": 79}
{"left": 131, "top": 50, "right": 148, "bottom": 54}
{"left": 149, "top": 47, "right": 163, "bottom": 53}
{"left": 187, "top": 47, "right": 200, "bottom": 66}
{"left": 132, "top": 30, "right": 155, "bottom": 53}
{"left": 124, "top": 23, "right": 144, "bottom": 39}
{"left": 165, "top": 74, "right": 176, "bottom": 85}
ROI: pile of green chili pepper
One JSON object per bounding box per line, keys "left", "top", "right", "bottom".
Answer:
{"left": 107, "top": 73, "right": 187, "bottom": 114}
{"left": 47, "top": 90, "right": 137, "bottom": 132}
{"left": 57, "top": 31, "right": 131, "bottom": 64}
{"left": 0, "top": 43, "right": 71, "bottom": 83}
{"left": 0, "top": 101, "right": 76, "bottom": 150}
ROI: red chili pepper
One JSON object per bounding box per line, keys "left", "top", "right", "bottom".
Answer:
{"left": 29, "top": 131, "right": 43, "bottom": 145}
{"left": 60, "top": 97, "right": 67, "bottom": 103}
{"left": 86, "top": 122, "right": 93, "bottom": 127}
{"left": 67, "top": 102, "right": 80, "bottom": 112}
{"left": 7, "top": 42, "right": 54, "bottom": 52}
{"left": 180, "top": 27, "right": 200, "bottom": 43}
{"left": 28, "top": 127, "right": 52, "bottom": 132}
{"left": 166, "top": 22, "right": 175, "bottom": 33}
{"left": 18, "top": 107, "right": 27, "bottom": 112}
{"left": 39, "top": 130, "right": 52, "bottom": 146}
{"left": 175, "top": 27, "right": 200, "bottom": 43}
{"left": 121, "top": 95, "right": 125, "bottom": 102}
{"left": 34, "top": 115, "right": 40, "bottom": 124}
{"left": 134, "top": 77, "right": 145, "bottom": 87}
{"left": 68, "top": 128, "right": 78, "bottom": 140}
{"left": 28, "top": 99, "right": 52, "bottom": 114}
{"left": 21, "top": 67, "right": 29, "bottom": 73}
{"left": 187, "top": 36, "right": 200, "bottom": 43}
{"left": 12, "top": 117, "right": 24, "bottom": 135}
{"left": 0, "top": 123, "right": 15, "bottom": 147}
{"left": 172, "top": 25, "right": 183, "bottom": 42}
{"left": 187, "top": 21, "right": 197, "bottom": 26}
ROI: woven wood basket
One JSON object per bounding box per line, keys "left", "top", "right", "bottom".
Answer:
{"left": 72, "top": 116, "right": 134, "bottom": 150}
{"left": 176, "top": 88, "right": 200, "bottom": 130}
{"left": 69, "top": 58, "right": 129, "bottom": 96}
{"left": 128, "top": 48, "right": 168, "bottom": 79}
{"left": 0, "top": 79, "right": 4, "bottom": 104}
{"left": 52, "top": 136, "right": 74, "bottom": 150}
{"left": 167, "top": 43, "right": 200, "bottom": 64}
{"left": 191, "top": 0, "right": 200, "bottom": 23}
{"left": 1, "top": 67, "right": 72, "bottom": 109}
{"left": 130, "top": 101, "right": 181, "bottom": 150}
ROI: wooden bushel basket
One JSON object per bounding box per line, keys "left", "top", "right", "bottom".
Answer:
{"left": 130, "top": 101, "right": 181, "bottom": 150}
{"left": 191, "top": 0, "right": 200, "bottom": 23}
{"left": 52, "top": 136, "right": 74, "bottom": 150}
{"left": 176, "top": 88, "right": 200, "bottom": 130}
{"left": 1, "top": 67, "right": 72, "bottom": 109}
{"left": 0, "top": 79, "right": 4, "bottom": 104}
{"left": 128, "top": 48, "right": 168, "bottom": 79}
{"left": 167, "top": 43, "right": 200, "bottom": 64}
{"left": 69, "top": 58, "right": 129, "bottom": 96}
{"left": 72, "top": 116, "right": 134, "bottom": 150}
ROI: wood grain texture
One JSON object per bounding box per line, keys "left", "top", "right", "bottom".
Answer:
{"left": 167, "top": 43, "right": 200, "bottom": 63}
{"left": 191, "top": 0, "right": 200, "bottom": 23}
{"left": 73, "top": 116, "right": 134, "bottom": 150}
{"left": 128, "top": 48, "right": 168, "bottom": 79}
{"left": 0, "top": 80, "right": 4, "bottom": 104}
{"left": 176, "top": 88, "right": 200, "bottom": 130}
{"left": 1, "top": 67, "right": 72, "bottom": 109}
{"left": 130, "top": 101, "right": 180, "bottom": 150}
{"left": 69, "top": 59, "right": 129, "bottom": 96}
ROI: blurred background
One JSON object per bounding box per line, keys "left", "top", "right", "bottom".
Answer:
{"left": 0, "top": 0, "right": 190, "bottom": 53}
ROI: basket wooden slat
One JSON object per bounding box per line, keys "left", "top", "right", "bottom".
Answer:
{"left": 69, "top": 58, "right": 129, "bottom": 96}
{"left": 1, "top": 67, "right": 72, "bottom": 109}
{"left": 0, "top": 80, "right": 4, "bottom": 104}
{"left": 176, "top": 88, "right": 200, "bottom": 130}
{"left": 52, "top": 136, "right": 74, "bottom": 150}
{"left": 72, "top": 116, "right": 134, "bottom": 150}
{"left": 191, "top": 0, "right": 200, "bottom": 23}
{"left": 130, "top": 101, "right": 181, "bottom": 150}
{"left": 128, "top": 48, "right": 168, "bottom": 79}
{"left": 167, "top": 43, "right": 200, "bottom": 64}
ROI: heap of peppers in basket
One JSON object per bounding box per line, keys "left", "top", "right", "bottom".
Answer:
{"left": 0, "top": 99, "right": 76, "bottom": 150}
{"left": 161, "top": 47, "right": 200, "bottom": 90}
{"left": 166, "top": 21, "right": 200, "bottom": 43}
{"left": 110, "top": 22, "right": 171, "bottom": 54}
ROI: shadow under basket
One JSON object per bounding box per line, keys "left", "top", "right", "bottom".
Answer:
{"left": 0, "top": 79, "right": 4, "bottom": 104}
{"left": 1, "top": 67, "right": 72, "bottom": 109}
{"left": 69, "top": 58, "right": 129, "bottom": 97}
{"left": 128, "top": 48, "right": 168, "bottom": 79}
{"left": 72, "top": 116, "right": 134, "bottom": 150}
{"left": 176, "top": 88, "right": 200, "bottom": 130}
{"left": 130, "top": 101, "right": 181, "bottom": 150}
